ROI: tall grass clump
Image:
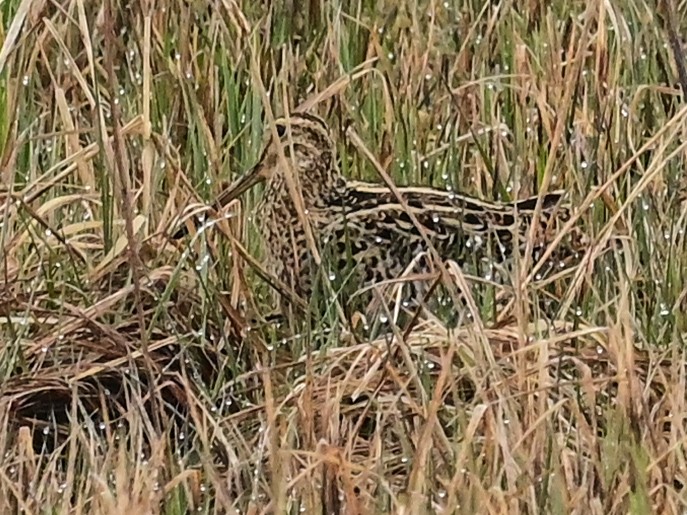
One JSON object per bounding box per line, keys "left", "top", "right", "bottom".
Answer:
{"left": 1, "top": 1, "right": 687, "bottom": 513}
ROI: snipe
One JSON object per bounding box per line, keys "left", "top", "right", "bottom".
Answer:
{"left": 193, "top": 112, "right": 578, "bottom": 317}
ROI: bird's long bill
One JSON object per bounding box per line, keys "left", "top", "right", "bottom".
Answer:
{"left": 213, "top": 164, "right": 266, "bottom": 209}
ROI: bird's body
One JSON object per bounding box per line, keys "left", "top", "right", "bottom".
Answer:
{"left": 211, "top": 112, "right": 577, "bottom": 311}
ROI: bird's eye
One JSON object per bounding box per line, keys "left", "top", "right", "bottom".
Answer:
{"left": 276, "top": 124, "right": 286, "bottom": 138}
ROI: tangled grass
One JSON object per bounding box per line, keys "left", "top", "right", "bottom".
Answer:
{"left": 2, "top": 0, "right": 687, "bottom": 513}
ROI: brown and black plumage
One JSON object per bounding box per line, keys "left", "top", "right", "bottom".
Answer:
{"left": 206, "top": 112, "right": 576, "bottom": 311}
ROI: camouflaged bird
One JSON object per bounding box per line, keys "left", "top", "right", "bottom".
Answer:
{"left": 205, "top": 112, "right": 577, "bottom": 312}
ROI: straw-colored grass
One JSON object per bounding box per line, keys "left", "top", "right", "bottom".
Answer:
{"left": 2, "top": 0, "right": 687, "bottom": 513}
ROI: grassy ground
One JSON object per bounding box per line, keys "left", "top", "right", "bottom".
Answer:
{"left": 2, "top": 0, "right": 687, "bottom": 513}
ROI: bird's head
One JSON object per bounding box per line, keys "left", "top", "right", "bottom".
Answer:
{"left": 214, "top": 112, "right": 341, "bottom": 208}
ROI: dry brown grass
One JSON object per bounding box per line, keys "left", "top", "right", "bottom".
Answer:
{"left": 2, "top": 0, "right": 687, "bottom": 513}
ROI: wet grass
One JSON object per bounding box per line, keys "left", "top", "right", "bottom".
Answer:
{"left": 1, "top": 0, "right": 687, "bottom": 513}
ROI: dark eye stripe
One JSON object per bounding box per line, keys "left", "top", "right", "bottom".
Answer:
{"left": 273, "top": 121, "right": 331, "bottom": 150}
{"left": 301, "top": 126, "right": 330, "bottom": 148}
